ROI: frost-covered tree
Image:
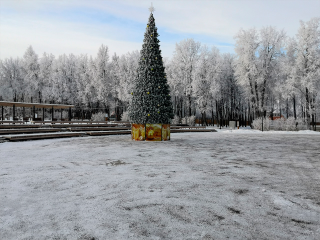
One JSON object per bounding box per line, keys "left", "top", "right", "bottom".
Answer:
{"left": 234, "top": 26, "right": 286, "bottom": 119}
{"left": 75, "top": 54, "right": 91, "bottom": 107}
{"left": 207, "top": 48, "right": 224, "bottom": 125}
{"left": 293, "top": 18, "right": 320, "bottom": 129}
{"left": 0, "top": 60, "right": 4, "bottom": 101}
{"left": 277, "top": 37, "right": 299, "bottom": 120}
{"left": 193, "top": 46, "right": 211, "bottom": 123}
{"left": 50, "top": 54, "right": 77, "bottom": 104}
{"left": 93, "top": 44, "right": 111, "bottom": 108}
{"left": 0, "top": 58, "right": 24, "bottom": 101}
{"left": 22, "top": 46, "right": 40, "bottom": 102}
{"left": 119, "top": 51, "right": 140, "bottom": 104}
{"left": 109, "top": 53, "right": 121, "bottom": 115}
{"left": 129, "top": 11, "right": 173, "bottom": 124}
{"left": 39, "top": 52, "right": 55, "bottom": 103}
{"left": 81, "top": 56, "right": 98, "bottom": 108}
{"left": 257, "top": 26, "right": 286, "bottom": 114}
{"left": 193, "top": 46, "right": 221, "bottom": 124}
{"left": 221, "top": 53, "right": 242, "bottom": 121}
{"left": 234, "top": 28, "right": 259, "bottom": 121}
{"left": 166, "top": 57, "right": 184, "bottom": 118}
{"left": 111, "top": 50, "right": 140, "bottom": 116}
{"left": 171, "top": 38, "right": 201, "bottom": 117}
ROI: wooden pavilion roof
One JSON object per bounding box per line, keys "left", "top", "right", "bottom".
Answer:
{"left": 0, "top": 101, "right": 74, "bottom": 109}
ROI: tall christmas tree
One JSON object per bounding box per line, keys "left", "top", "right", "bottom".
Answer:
{"left": 129, "top": 4, "right": 173, "bottom": 128}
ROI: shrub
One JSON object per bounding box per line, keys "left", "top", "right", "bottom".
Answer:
{"left": 121, "top": 111, "right": 130, "bottom": 121}
{"left": 273, "top": 118, "right": 286, "bottom": 131}
{"left": 296, "top": 118, "right": 307, "bottom": 130}
{"left": 188, "top": 115, "right": 196, "bottom": 126}
{"left": 252, "top": 117, "right": 270, "bottom": 131}
{"left": 271, "top": 117, "right": 306, "bottom": 131}
{"left": 182, "top": 115, "right": 196, "bottom": 126}
{"left": 91, "top": 112, "right": 106, "bottom": 121}
{"left": 285, "top": 117, "right": 297, "bottom": 131}
{"left": 172, "top": 115, "right": 180, "bottom": 125}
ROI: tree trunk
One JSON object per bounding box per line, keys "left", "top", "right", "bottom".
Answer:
{"left": 188, "top": 95, "right": 192, "bottom": 117}
{"left": 286, "top": 98, "right": 289, "bottom": 118}
{"left": 301, "top": 98, "right": 304, "bottom": 121}
{"left": 312, "top": 113, "right": 315, "bottom": 131}
{"left": 254, "top": 80, "right": 260, "bottom": 118}
{"left": 244, "top": 107, "right": 246, "bottom": 127}
{"left": 175, "top": 96, "right": 178, "bottom": 116}
{"left": 306, "top": 87, "right": 311, "bottom": 129}
{"left": 211, "top": 108, "right": 214, "bottom": 127}
{"left": 180, "top": 98, "right": 183, "bottom": 119}
{"left": 312, "top": 94, "right": 316, "bottom": 131}
{"left": 202, "top": 112, "right": 206, "bottom": 126}
{"left": 216, "top": 100, "right": 219, "bottom": 127}
{"left": 293, "top": 95, "right": 296, "bottom": 120}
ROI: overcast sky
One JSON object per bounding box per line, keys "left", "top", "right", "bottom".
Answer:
{"left": 1, "top": 0, "right": 319, "bottom": 60}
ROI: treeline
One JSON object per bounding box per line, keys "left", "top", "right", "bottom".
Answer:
{"left": 0, "top": 45, "right": 139, "bottom": 120}
{"left": 0, "top": 18, "right": 319, "bottom": 128}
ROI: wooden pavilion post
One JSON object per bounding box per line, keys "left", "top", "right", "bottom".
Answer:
{"left": 51, "top": 106, "right": 54, "bottom": 121}
{"left": 1, "top": 106, "right": 3, "bottom": 120}
{"left": 23, "top": 107, "right": 25, "bottom": 120}
{"left": 13, "top": 104, "right": 15, "bottom": 120}
{"left": 33, "top": 106, "right": 35, "bottom": 120}
{"left": 61, "top": 109, "right": 63, "bottom": 120}
{"left": 68, "top": 107, "right": 71, "bottom": 121}
{"left": 42, "top": 108, "right": 45, "bottom": 121}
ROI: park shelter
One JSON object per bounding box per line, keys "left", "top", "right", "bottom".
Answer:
{"left": 0, "top": 101, "right": 74, "bottom": 121}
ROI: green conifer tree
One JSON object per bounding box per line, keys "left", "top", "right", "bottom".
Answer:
{"left": 129, "top": 9, "right": 173, "bottom": 124}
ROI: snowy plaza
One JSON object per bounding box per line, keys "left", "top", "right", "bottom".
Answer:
{"left": 1, "top": 1, "right": 320, "bottom": 239}
{"left": 1, "top": 130, "right": 320, "bottom": 239}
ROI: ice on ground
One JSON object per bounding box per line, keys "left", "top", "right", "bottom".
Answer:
{"left": 0, "top": 132, "right": 319, "bottom": 239}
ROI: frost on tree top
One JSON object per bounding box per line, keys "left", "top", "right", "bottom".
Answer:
{"left": 128, "top": 11, "right": 174, "bottom": 124}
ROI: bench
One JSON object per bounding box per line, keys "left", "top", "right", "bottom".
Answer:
{"left": 68, "top": 127, "right": 130, "bottom": 131}
{"left": 0, "top": 128, "right": 64, "bottom": 135}
{"left": 0, "top": 124, "right": 42, "bottom": 129}
{"left": 32, "top": 120, "right": 109, "bottom": 124}
{"left": 23, "top": 117, "right": 31, "bottom": 122}
{"left": 111, "top": 121, "right": 130, "bottom": 124}
{"left": 50, "top": 123, "right": 120, "bottom": 128}
{"left": 86, "top": 130, "right": 131, "bottom": 136}
{"left": 0, "top": 121, "right": 25, "bottom": 125}
{"left": 2, "top": 132, "right": 86, "bottom": 141}
{"left": 170, "top": 126, "right": 206, "bottom": 129}
{"left": 171, "top": 129, "right": 216, "bottom": 133}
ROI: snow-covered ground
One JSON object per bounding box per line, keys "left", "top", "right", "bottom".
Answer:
{"left": 1, "top": 130, "right": 320, "bottom": 239}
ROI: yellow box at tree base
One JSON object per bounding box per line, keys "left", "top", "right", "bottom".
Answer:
{"left": 131, "top": 124, "right": 170, "bottom": 141}
{"left": 162, "top": 124, "right": 170, "bottom": 141}
{"left": 146, "top": 124, "right": 161, "bottom": 141}
{"left": 132, "top": 124, "right": 145, "bottom": 141}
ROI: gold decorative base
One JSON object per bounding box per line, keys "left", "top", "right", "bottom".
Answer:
{"left": 131, "top": 124, "right": 170, "bottom": 141}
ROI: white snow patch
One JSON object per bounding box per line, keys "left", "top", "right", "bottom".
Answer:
{"left": 0, "top": 132, "right": 319, "bottom": 239}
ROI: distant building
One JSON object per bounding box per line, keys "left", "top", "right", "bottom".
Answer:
{"left": 269, "top": 109, "right": 285, "bottom": 120}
